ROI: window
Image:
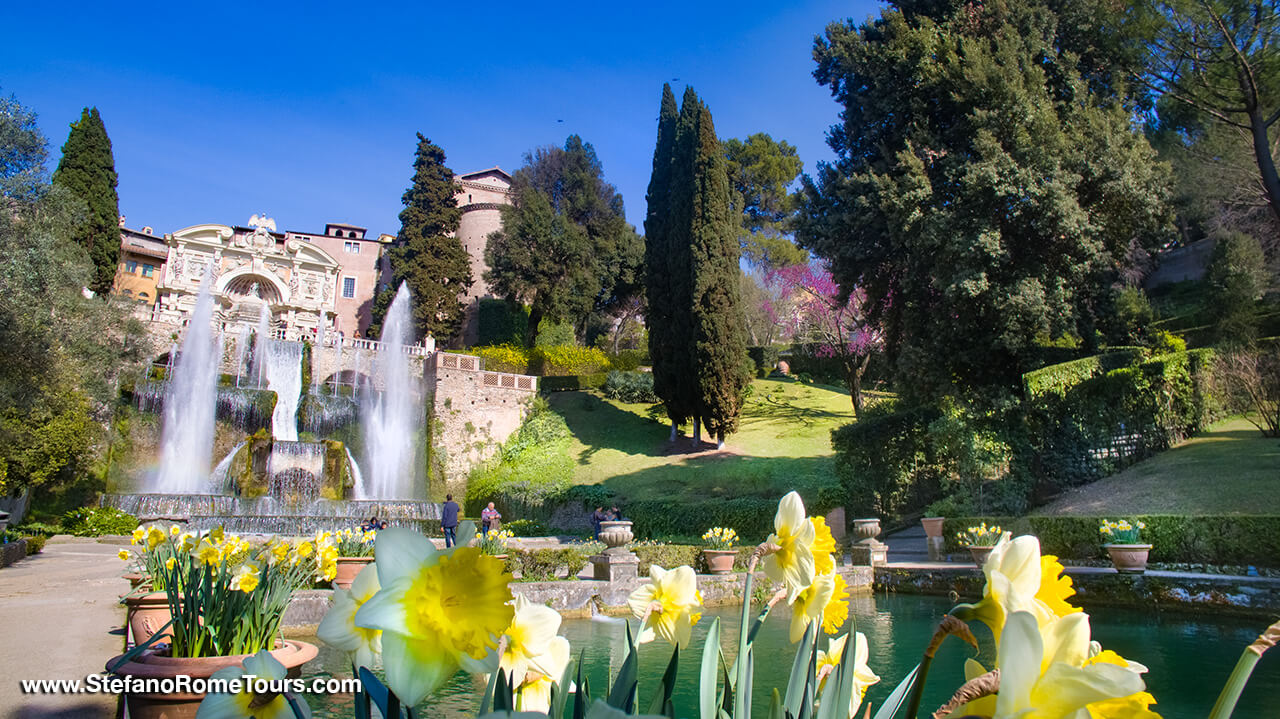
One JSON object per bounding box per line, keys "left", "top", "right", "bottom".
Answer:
{"left": 126, "top": 260, "right": 138, "bottom": 273}
{"left": 342, "top": 277, "right": 356, "bottom": 299}
{"left": 142, "top": 264, "right": 155, "bottom": 278}
{"left": 348, "top": 231, "right": 357, "bottom": 238}
{"left": 344, "top": 241, "right": 360, "bottom": 254}
{"left": 138, "top": 292, "right": 149, "bottom": 299}
{"left": 121, "top": 289, "right": 133, "bottom": 297}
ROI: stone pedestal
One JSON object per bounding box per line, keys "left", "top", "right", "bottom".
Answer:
{"left": 590, "top": 552, "right": 640, "bottom": 582}
{"left": 926, "top": 536, "right": 946, "bottom": 561}
{"left": 850, "top": 540, "right": 887, "bottom": 567}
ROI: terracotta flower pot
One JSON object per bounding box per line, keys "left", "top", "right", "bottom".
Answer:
{"left": 123, "top": 572, "right": 150, "bottom": 589}
{"left": 1105, "top": 543, "right": 1153, "bottom": 574}
{"left": 106, "top": 639, "right": 318, "bottom": 719}
{"left": 126, "top": 592, "right": 174, "bottom": 647}
{"left": 702, "top": 549, "right": 736, "bottom": 575}
{"left": 920, "top": 517, "right": 945, "bottom": 539}
{"left": 966, "top": 545, "right": 996, "bottom": 567}
{"left": 333, "top": 556, "right": 374, "bottom": 590}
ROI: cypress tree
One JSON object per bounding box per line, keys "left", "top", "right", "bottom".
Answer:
{"left": 687, "top": 98, "right": 749, "bottom": 447}
{"left": 52, "top": 108, "right": 119, "bottom": 295}
{"left": 372, "top": 134, "right": 472, "bottom": 342}
{"left": 644, "top": 85, "right": 693, "bottom": 437}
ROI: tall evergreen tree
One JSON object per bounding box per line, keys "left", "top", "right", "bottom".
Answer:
{"left": 688, "top": 98, "right": 750, "bottom": 446}
{"left": 52, "top": 107, "right": 119, "bottom": 295}
{"left": 644, "top": 85, "right": 694, "bottom": 436}
{"left": 371, "top": 134, "right": 472, "bottom": 342}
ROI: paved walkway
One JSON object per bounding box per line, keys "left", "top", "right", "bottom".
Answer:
{"left": 0, "top": 536, "right": 127, "bottom": 719}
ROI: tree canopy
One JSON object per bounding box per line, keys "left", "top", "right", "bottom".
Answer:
{"left": 724, "top": 133, "right": 807, "bottom": 269}
{"left": 485, "top": 135, "right": 642, "bottom": 347}
{"left": 798, "top": 0, "right": 1174, "bottom": 400}
{"left": 52, "top": 107, "right": 119, "bottom": 295}
{"left": 372, "top": 134, "right": 472, "bottom": 343}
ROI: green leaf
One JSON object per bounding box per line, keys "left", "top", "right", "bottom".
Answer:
{"left": 550, "top": 656, "right": 576, "bottom": 719}
{"left": 573, "top": 653, "right": 593, "bottom": 719}
{"left": 479, "top": 662, "right": 502, "bottom": 716}
{"left": 831, "top": 626, "right": 859, "bottom": 719}
{"left": 741, "top": 646, "right": 754, "bottom": 719}
{"left": 607, "top": 627, "right": 639, "bottom": 712}
{"left": 647, "top": 645, "right": 680, "bottom": 716}
{"left": 768, "top": 688, "right": 784, "bottom": 719}
{"left": 357, "top": 667, "right": 398, "bottom": 719}
{"left": 783, "top": 622, "right": 817, "bottom": 718}
{"left": 700, "top": 617, "right": 722, "bottom": 719}
{"left": 870, "top": 664, "right": 919, "bottom": 719}
{"left": 494, "top": 669, "right": 513, "bottom": 713}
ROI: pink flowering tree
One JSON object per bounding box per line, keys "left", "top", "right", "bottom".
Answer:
{"left": 764, "top": 262, "right": 882, "bottom": 413}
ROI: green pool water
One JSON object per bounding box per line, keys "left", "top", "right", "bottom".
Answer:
{"left": 299, "top": 593, "right": 1279, "bottom": 718}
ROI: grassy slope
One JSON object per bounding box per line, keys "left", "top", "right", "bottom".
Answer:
{"left": 544, "top": 378, "right": 858, "bottom": 504}
{"left": 1035, "top": 417, "right": 1280, "bottom": 515}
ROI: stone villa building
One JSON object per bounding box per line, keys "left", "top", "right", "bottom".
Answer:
{"left": 112, "top": 167, "right": 513, "bottom": 344}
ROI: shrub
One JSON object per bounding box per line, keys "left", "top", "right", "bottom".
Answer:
{"left": 632, "top": 542, "right": 754, "bottom": 574}
{"left": 477, "top": 299, "right": 529, "bottom": 347}
{"left": 472, "top": 344, "right": 530, "bottom": 374}
{"left": 466, "top": 402, "right": 574, "bottom": 517}
{"left": 606, "top": 349, "right": 649, "bottom": 371}
{"left": 747, "top": 346, "right": 781, "bottom": 375}
{"left": 830, "top": 405, "right": 942, "bottom": 524}
{"left": 530, "top": 345, "right": 611, "bottom": 376}
{"left": 1205, "top": 230, "right": 1267, "bottom": 346}
{"left": 602, "top": 371, "right": 658, "bottom": 403}
{"left": 509, "top": 548, "right": 589, "bottom": 581}
{"left": 61, "top": 507, "right": 138, "bottom": 537}
{"left": 625, "top": 493, "right": 839, "bottom": 542}
{"left": 539, "top": 374, "right": 608, "bottom": 392}
{"left": 505, "top": 518, "right": 550, "bottom": 537}
{"left": 13, "top": 521, "right": 60, "bottom": 537}
{"left": 22, "top": 534, "right": 46, "bottom": 554}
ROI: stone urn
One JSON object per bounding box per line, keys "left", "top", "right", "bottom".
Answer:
{"left": 702, "top": 550, "right": 736, "bottom": 575}
{"left": 967, "top": 545, "right": 996, "bottom": 567}
{"left": 333, "top": 556, "right": 374, "bottom": 590}
{"left": 1105, "top": 543, "right": 1153, "bottom": 574}
{"left": 126, "top": 592, "right": 174, "bottom": 647}
{"left": 852, "top": 518, "right": 881, "bottom": 542}
{"left": 598, "top": 521, "right": 634, "bottom": 553}
{"left": 107, "top": 639, "right": 318, "bottom": 719}
{"left": 920, "top": 517, "right": 945, "bottom": 538}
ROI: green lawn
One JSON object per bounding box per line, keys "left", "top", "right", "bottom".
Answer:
{"left": 544, "top": 378, "right": 861, "bottom": 503}
{"left": 1035, "top": 417, "right": 1280, "bottom": 515}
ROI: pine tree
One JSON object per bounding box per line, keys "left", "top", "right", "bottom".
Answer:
{"left": 687, "top": 98, "right": 750, "bottom": 447}
{"left": 373, "top": 134, "right": 472, "bottom": 342}
{"left": 52, "top": 108, "right": 119, "bottom": 295}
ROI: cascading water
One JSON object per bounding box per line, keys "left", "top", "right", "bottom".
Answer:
{"left": 345, "top": 446, "right": 367, "bottom": 499}
{"left": 150, "top": 267, "right": 222, "bottom": 493}
{"left": 252, "top": 304, "right": 270, "bottom": 387}
{"left": 361, "top": 283, "right": 419, "bottom": 499}
{"left": 261, "top": 339, "right": 303, "bottom": 441}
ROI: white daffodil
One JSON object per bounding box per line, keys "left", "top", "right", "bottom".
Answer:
{"left": 816, "top": 632, "right": 880, "bottom": 719}
{"left": 993, "top": 612, "right": 1145, "bottom": 719}
{"left": 195, "top": 650, "right": 307, "bottom": 719}
{"left": 789, "top": 572, "right": 836, "bottom": 643}
{"left": 353, "top": 526, "right": 513, "bottom": 706}
{"left": 762, "top": 491, "right": 817, "bottom": 602}
{"left": 501, "top": 594, "right": 569, "bottom": 683}
{"left": 317, "top": 561, "right": 382, "bottom": 669}
{"left": 627, "top": 565, "right": 703, "bottom": 648}
{"left": 514, "top": 632, "right": 571, "bottom": 714}
{"left": 959, "top": 534, "right": 1082, "bottom": 644}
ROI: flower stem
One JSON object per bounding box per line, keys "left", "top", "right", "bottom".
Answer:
{"left": 1209, "top": 619, "right": 1280, "bottom": 719}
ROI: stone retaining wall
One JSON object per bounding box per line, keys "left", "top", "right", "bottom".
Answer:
{"left": 0, "top": 539, "right": 28, "bottom": 568}
{"left": 874, "top": 565, "right": 1280, "bottom": 618}
{"left": 281, "top": 566, "right": 875, "bottom": 633}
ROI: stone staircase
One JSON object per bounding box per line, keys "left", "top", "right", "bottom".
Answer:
{"left": 882, "top": 523, "right": 937, "bottom": 563}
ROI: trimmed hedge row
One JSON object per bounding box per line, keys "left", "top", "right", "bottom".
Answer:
{"left": 504, "top": 548, "right": 590, "bottom": 581}
{"left": 1022, "top": 348, "right": 1147, "bottom": 397}
{"left": 539, "top": 374, "right": 608, "bottom": 392}
{"left": 625, "top": 492, "right": 841, "bottom": 543}
{"left": 943, "top": 516, "right": 1280, "bottom": 567}
{"left": 632, "top": 544, "right": 753, "bottom": 575}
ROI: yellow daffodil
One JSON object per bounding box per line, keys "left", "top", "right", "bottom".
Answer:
{"left": 627, "top": 565, "right": 703, "bottom": 648}
{"left": 169, "top": 524, "right": 181, "bottom": 536}
{"left": 763, "top": 491, "right": 816, "bottom": 602}
{"left": 1037, "top": 554, "right": 1082, "bottom": 620}
{"left": 993, "top": 612, "right": 1146, "bottom": 719}
{"left": 179, "top": 532, "right": 196, "bottom": 552}
{"left": 816, "top": 632, "right": 880, "bottom": 718}
{"left": 1083, "top": 650, "right": 1162, "bottom": 719}
{"left": 821, "top": 573, "right": 850, "bottom": 635}
{"left": 165, "top": 557, "right": 176, "bottom": 571}
{"left": 354, "top": 527, "right": 514, "bottom": 706}
{"left": 195, "top": 540, "right": 221, "bottom": 566}
{"left": 318, "top": 561, "right": 383, "bottom": 669}
{"left": 958, "top": 534, "right": 1077, "bottom": 644}
{"left": 145, "top": 526, "right": 165, "bottom": 550}
{"left": 811, "top": 516, "right": 837, "bottom": 574}
{"left": 230, "top": 562, "right": 261, "bottom": 593}
{"left": 789, "top": 572, "right": 835, "bottom": 643}
{"left": 195, "top": 649, "right": 300, "bottom": 719}
{"left": 515, "top": 634, "right": 570, "bottom": 714}
{"left": 118, "top": 549, "right": 130, "bottom": 561}
{"left": 209, "top": 526, "right": 224, "bottom": 544}
{"left": 131, "top": 527, "right": 145, "bottom": 545}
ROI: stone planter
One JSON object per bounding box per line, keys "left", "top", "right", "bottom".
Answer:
{"left": 966, "top": 545, "right": 996, "bottom": 567}
{"left": 851, "top": 518, "right": 881, "bottom": 542}
{"left": 702, "top": 549, "right": 736, "bottom": 575}
{"left": 591, "top": 521, "right": 638, "bottom": 582}
{"left": 920, "top": 517, "right": 945, "bottom": 538}
{"left": 126, "top": 592, "right": 174, "bottom": 647}
{"left": 1105, "top": 543, "right": 1153, "bottom": 574}
{"left": 332, "top": 557, "right": 374, "bottom": 590}
{"left": 107, "top": 639, "right": 318, "bottom": 719}
{"left": 598, "top": 521, "right": 634, "bottom": 552}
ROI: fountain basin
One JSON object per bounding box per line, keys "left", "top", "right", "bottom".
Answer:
{"left": 101, "top": 494, "right": 442, "bottom": 535}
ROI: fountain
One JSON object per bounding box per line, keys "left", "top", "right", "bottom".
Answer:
{"left": 149, "top": 267, "right": 221, "bottom": 493}
{"left": 106, "top": 275, "right": 439, "bottom": 533}
{"left": 360, "top": 283, "right": 420, "bottom": 499}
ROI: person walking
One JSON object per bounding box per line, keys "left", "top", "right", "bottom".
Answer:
{"left": 441, "top": 494, "right": 461, "bottom": 548}
{"left": 480, "top": 502, "right": 502, "bottom": 537}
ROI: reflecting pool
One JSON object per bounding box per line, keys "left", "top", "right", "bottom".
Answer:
{"left": 298, "top": 593, "right": 1279, "bottom": 718}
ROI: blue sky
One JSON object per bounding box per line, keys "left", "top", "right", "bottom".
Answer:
{"left": 2, "top": 1, "right": 881, "bottom": 235}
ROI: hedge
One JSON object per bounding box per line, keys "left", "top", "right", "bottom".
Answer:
{"left": 505, "top": 548, "right": 590, "bottom": 581}
{"left": 539, "top": 374, "right": 608, "bottom": 392}
{"left": 1022, "top": 347, "right": 1149, "bottom": 397}
{"left": 830, "top": 406, "right": 943, "bottom": 524}
{"left": 632, "top": 544, "right": 753, "bottom": 575}
{"left": 943, "top": 516, "right": 1280, "bottom": 567}
{"left": 624, "top": 493, "right": 840, "bottom": 543}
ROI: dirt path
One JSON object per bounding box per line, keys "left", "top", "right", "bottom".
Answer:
{"left": 0, "top": 536, "right": 128, "bottom": 719}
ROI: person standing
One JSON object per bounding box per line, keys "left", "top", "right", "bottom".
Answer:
{"left": 481, "top": 502, "right": 502, "bottom": 537}
{"left": 441, "top": 494, "right": 460, "bottom": 548}
{"left": 590, "top": 506, "right": 608, "bottom": 539}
